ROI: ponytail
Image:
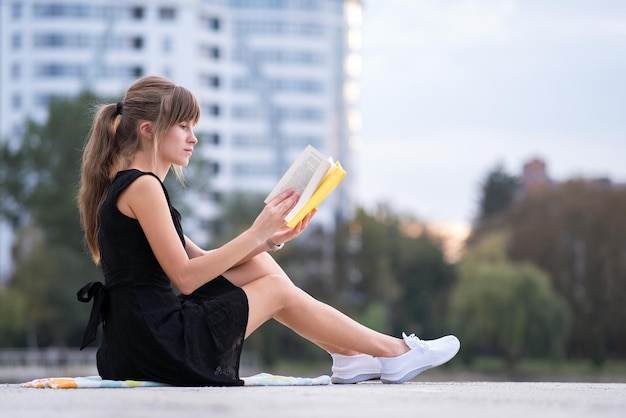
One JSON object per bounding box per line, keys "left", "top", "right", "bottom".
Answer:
{"left": 78, "top": 103, "right": 126, "bottom": 263}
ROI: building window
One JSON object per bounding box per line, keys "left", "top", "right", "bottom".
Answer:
{"left": 34, "top": 33, "right": 63, "bottom": 47}
{"left": 233, "top": 48, "right": 323, "bottom": 65}
{"left": 232, "top": 77, "right": 322, "bottom": 93}
{"left": 132, "top": 36, "right": 144, "bottom": 50}
{"left": 33, "top": 4, "right": 91, "bottom": 17}
{"left": 131, "top": 66, "right": 144, "bottom": 78}
{"left": 232, "top": 133, "right": 322, "bottom": 149}
{"left": 298, "top": 22, "right": 323, "bottom": 36}
{"left": 295, "top": 108, "right": 323, "bottom": 120}
{"left": 232, "top": 105, "right": 323, "bottom": 120}
{"left": 200, "top": 75, "right": 221, "bottom": 89}
{"left": 159, "top": 7, "right": 176, "bottom": 20}
{"left": 200, "top": 45, "right": 220, "bottom": 60}
{"left": 205, "top": 16, "right": 220, "bottom": 31}
{"left": 233, "top": 162, "right": 273, "bottom": 176}
{"left": 234, "top": 20, "right": 285, "bottom": 36}
{"left": 162, "top": 37, "right": 172, "bottom": 53}
{"left": 233, "top": 134, "right": 269, "bottom": 147}
{"left": 204, "top": 104, "right": 221, "bottom": 117}
{"left": 11, "top": 63, "right": 21, "bottom": 79}
{"left": 232, "top": 106, "right": 261, "bottom": 119}
{"left": 35, "top": 94, "right": 52, "bottom": 108}
{"left": 12, "top": 2, "right": 23, "bottom": 19}
{"left": 234, "top": 20, "right": 322, "bottom": 37}
{"left": 209, "top": 162, "right": 220, "bottom": 175}
{"left": 229, "top": 0, "right": 289, "bottom": 9}
{"left": 199, "top": 132, "right": 220, "bottom": 145}
{"left": 33, "top": 33, "right": 91, "bottom": 48}
{"left": 211, "top": 133, "right": 221, "bottom": 145}
{"left": 12, "top": 33, "right": 22, "bottom": 49}
{"left": 299, "top": 0, "right": 321, "bottom": 11}
{"left": 12, "top": 122, "right": 25, "bottom": 139}
{"left": 131, "top": 6, "right": 144, "bottom": 20}
{"left": 35, "top": 63, "right": 84, "bottom": 77}
{"left": 12, "top": 94, "right": 22, "bottom": 109}
{"left": 232, "top": 78, "right": 251, "bottom": 91}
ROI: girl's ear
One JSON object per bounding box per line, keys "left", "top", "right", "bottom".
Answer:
{"left": 138, "top": 121, "right": 153, "bottom": 139}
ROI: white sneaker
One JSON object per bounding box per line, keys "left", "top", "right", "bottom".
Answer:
{"left": 330, "top": 353, "right": 382, "bottom": 384}
{"left": 379, "top": 332, "right": 460, "bottom": 384}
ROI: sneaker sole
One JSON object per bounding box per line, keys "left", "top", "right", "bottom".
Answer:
{"left": 331, "top": 373, "right": 381, "bottom": 384}
{"left": 381, "top": 344, "right": 460, "bottom": 384}
{"left": 381, "top": 364, "right": 432, "bottom": 384}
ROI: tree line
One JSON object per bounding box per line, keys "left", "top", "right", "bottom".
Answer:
{"left": 462, "top": 165, "right": 626, "bottom": 366}
{"left": 1, "top": 93, "right": 624, "bottom": 369}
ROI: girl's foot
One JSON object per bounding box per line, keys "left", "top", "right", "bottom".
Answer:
{"left": 330, "top": 353, "right": 382, "bottom": 384}
{"left": 378, "top": 332, "right": 460, "bottom": 384}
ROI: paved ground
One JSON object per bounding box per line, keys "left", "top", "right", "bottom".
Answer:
{"left": 2, "top": 379, "right": 625, "bottom": 418}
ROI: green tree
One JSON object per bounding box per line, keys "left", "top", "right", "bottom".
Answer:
{"left": 0, "top": 93, "right": 97, "bottom": 248}
{"left": 506, "top": 179, "right": 626, "bottom": 363}
{"left": 476, "top": 163, "right": 519, "bottom": 223}
{"left": 351, "top": 206, "right": 455, "bottom": 337}
{"left": 448, "top": 231, "right": 571, "bottom": 368}
{"left": 8, "top": 225, "right": 97, "bottom": 346}
{"left": 0, "top": 287, "right": 26, "bottom": 345}
{"left": 0, "top": 92, "right": 103, "bottom": 347}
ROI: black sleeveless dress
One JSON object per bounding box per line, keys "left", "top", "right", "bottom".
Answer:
{"left": 78, "top": 169, "right": 249, "bottom": 386}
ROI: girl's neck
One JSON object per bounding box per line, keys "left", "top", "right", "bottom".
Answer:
{"left": 129, "top": 151, "right": 169, "bottom": 181}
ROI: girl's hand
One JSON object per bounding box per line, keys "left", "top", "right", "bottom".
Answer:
{"left": 250, "top": 189, "right": 299, "bottom": 239}
{"left": 269, "top": 209, "right": 317, "bottom": 246}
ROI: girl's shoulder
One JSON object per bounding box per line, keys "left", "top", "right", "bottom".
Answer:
{"left": 114, "top": 169, "right": 160, "bottom": 185}
{"left": 112, "top": 169, "right": 171, "bottom": 204}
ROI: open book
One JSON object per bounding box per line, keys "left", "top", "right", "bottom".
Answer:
{"left": 264, "top": 145, "right": 347, "bottom": 228}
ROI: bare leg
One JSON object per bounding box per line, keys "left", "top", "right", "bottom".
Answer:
{"left": 223, "top": 253, "right": 407, "bottom": 358}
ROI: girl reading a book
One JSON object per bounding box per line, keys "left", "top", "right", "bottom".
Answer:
{"left": 77, "top": 75, "right": 460, "bottom": 386}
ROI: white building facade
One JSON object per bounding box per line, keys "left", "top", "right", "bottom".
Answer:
{"left": 0, "top": 0, "right": 361, "bottom": 270}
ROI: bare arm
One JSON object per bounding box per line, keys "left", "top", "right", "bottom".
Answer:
{"left": 184, "top": 209, "right": 315, "bottom": 264}
{"left": 184, "top": 234, "right": 270, "bottom": 264}
{"left": 120, "top": 175, "right": 299, "bottom": 295}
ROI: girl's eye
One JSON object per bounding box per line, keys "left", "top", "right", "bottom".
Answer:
{"left": 180, "top": 124, "right": 187, "bottom": 129}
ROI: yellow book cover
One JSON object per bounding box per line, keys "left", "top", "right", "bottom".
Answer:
{"left": 264, "top": 145, "right": 347, "bottom": 228}
{"left": 286, "top": 161, "right": 346, "bottom": 228}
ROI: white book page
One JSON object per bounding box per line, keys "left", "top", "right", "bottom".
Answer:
{"left": 264, "top": 145, "right": 332, "bottom": 220}
{"left": 283, "top": 162, "right": 334, "bottom": 221}
{"left": 265, "top": 145, "right": 331, "bottom": 202}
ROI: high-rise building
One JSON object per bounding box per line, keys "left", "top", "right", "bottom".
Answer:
{"left": 0, "top": 0, "right": 361, "bottom": 268}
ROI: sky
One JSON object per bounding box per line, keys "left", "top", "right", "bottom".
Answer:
{"left": 354, "top": 0, "right": 626, "bottom": 232}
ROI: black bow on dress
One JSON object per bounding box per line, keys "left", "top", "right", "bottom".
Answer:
{"left": 77, "top": 281, "right": 106, "bottom": 350}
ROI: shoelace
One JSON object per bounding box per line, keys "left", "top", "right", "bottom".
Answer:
{"left": 402, "top": 332, "right": 429, "bottom": 350}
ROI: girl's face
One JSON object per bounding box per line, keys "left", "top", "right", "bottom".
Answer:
{"left": 159, "top": 121, "right": 198, "bottom": 167}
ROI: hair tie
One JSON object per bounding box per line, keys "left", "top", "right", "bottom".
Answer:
{"left": 116, "top": 102, "right": 123, "bottom": 116}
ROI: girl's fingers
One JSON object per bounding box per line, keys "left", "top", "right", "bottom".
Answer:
{"left": 280, "top": 193, "right": 299, "bottom": 216}
{"left": 270, "top": 189, "right": 297, "bottom": 205}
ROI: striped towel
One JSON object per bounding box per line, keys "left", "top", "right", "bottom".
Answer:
{"left": 21, "top": 373, "right": 331, "bottom": 388}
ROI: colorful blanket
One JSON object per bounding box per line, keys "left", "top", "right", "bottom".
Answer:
{"left": 21, "top": 373, "right": 331, "bottom": 388}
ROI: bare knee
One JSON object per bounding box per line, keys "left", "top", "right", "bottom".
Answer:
{"left": 245, "top": 273, "right": 300, "bottom": 311}
{"left": 265, "top": 273, "right": 300, "bottom": 303}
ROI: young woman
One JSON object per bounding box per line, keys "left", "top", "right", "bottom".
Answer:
{"left": 77, "top": 76, "right": 459, "bottom": 386}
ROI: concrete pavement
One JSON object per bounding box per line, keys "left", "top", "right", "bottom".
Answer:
{"left": 2, "top": 380, "right": 625, "bottom": 418}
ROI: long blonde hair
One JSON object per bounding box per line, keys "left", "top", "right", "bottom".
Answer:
{"left": 78, "top": 76, "right": 200, "bottom": 263}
